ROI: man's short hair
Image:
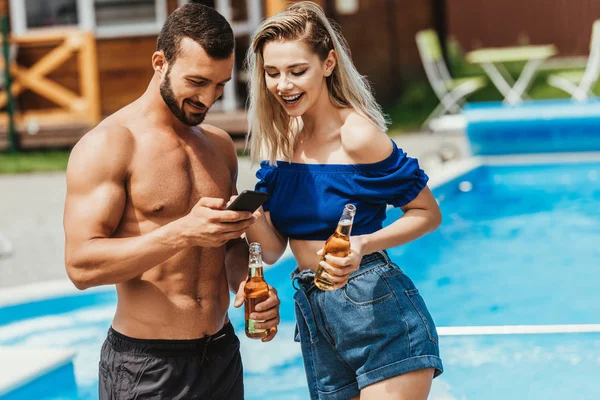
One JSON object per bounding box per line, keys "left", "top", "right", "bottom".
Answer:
{"left": 157, "top": 3, "right": 234, "bottom": 63}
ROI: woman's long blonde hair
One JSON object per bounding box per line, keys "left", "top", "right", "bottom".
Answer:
{"left": 245, "top": 1, "right": 388, "bottom": 163}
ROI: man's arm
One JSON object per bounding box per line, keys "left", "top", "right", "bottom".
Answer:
{"left": 64, "top": 125, "right": 254, "bottom": 290}
{"left": 63, "top": 126, "right": 187, "bottom": 289}
{"left": 225, "top": 237, "right": 249, "bottom": 293}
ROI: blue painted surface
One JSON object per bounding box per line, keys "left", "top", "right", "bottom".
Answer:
{"left": 1, "top": 162, "right": 599, "bottom": 399}
{"left": 464, "top": 99, "right": 600, "bottom": 155}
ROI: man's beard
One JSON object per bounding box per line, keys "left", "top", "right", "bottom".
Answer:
{"left": 160, "top": 70, "right": 208, "bottom": 126}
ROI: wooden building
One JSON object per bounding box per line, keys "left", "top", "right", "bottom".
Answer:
{"left": 1, "top": 0, "right": 265, "bottom": 149}
{"left": 0, "top": 0, "right": 440, "bottom": 150}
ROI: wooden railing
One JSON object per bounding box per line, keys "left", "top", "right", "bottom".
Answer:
{"left": 0, "top": 28, "right": 100, "bottom": 145}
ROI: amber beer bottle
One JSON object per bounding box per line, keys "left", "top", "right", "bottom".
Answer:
{"left": 245, "top": 242, "right": 270, "bottom": 339}
{"left": 314, "top": 204, "right": 356, "bottom": 290}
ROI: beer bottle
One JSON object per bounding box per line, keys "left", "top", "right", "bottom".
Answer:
{"left": 314, "top": 204, "right": 356, "bottom": 291}
{"left": 245, "top": 242, "right": 270, "bottom": 339}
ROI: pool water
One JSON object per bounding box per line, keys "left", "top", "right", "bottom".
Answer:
{"left": 1, "top": 162, "right": 599, "bottom": 399}
{"left": 395, "top": 163, "right": 600, "bottom": 327}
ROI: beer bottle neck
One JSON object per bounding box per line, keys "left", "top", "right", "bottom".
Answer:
{"left": 338, "top": 208, "right": 355, "bottom": 225}
{"left": 248, "top": 263, "right": 264, "bottom": 277}
{"left": 336, "top": 215, "right": 354, "bottom": 236}
{"left": 338, "top": 215, "right": 354, "bottom": 225}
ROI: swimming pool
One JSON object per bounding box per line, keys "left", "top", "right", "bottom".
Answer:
{"left": 1, "top": 158, "right": 599, "bottom": 399}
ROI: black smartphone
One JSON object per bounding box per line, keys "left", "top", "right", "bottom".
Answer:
{"left": 226, "top": 190, "right": 268, "bottom": 213}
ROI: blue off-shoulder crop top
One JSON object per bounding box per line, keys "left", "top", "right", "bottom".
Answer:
{"left": 254, "top": 140, "right": 429, "bottom": 240}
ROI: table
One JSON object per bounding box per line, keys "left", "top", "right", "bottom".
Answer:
{"left": 466, "top": 45, "right": 558, "bottom": 105}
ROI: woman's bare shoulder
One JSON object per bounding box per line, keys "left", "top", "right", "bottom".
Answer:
{"left": 340, "top": 111, "right": 392, "bottom": 164}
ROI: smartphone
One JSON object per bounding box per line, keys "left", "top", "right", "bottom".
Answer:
{"left": 226, "top": 190, "right": 268, "bottom": 213}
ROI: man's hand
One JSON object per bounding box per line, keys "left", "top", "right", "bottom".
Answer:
{"left": 316, "top": 236, "right": 366, "bottom": 290}
{"left": 179, "top": 197, "right": 256, "bottom": 247}
{"left": 234, "top": 281, "right": 281, "bottom": 342}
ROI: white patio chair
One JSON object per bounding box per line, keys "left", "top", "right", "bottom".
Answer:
{"left": 416, "top": 29, "right": 486, "bottom": 129}
{"left": 548, "top": 19, "right": 600, "bottom": 102}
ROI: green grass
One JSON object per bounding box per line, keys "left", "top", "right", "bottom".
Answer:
{"left": 0, "top": 150, "right": 71, "bottom": 174}
{"left": 236, "top": 147, "right": 250, "bottom": 157}
{"left": 386, "top": 40, "right": 596, "bottom": 132}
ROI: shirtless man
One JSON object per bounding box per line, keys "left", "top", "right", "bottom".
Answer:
{"left": 63, "top": 4, "right": 280, "bottom": 399}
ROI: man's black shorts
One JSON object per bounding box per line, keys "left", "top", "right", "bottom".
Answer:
{"left": 99, "top": 322, "right": 243, "bottom": 400}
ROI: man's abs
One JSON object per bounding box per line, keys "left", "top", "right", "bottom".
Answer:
{"left": 111, "top": 247, "right": 231, "bottom": 339}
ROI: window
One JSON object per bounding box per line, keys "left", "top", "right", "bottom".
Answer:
{"left": 10, "top": 0, "right": 168, "bottom": 38}
{"left": 93, "top": 0, "right": 167, "bottom": 38}
{"left": 95, "top": 0, "right": 157, "bottom": 27}
{"left": 24, "top": 0, "right": 79, "bottom": 29}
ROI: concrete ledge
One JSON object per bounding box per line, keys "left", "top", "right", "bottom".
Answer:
{"left": 0, "top": 347, "right": 76, "bottom": 398}
{"left": 439, "top": 324, "right": 600, "bottom": 336}
{"left": 427, "top": 157, "right": 483, "bottom": 189}
{"left": 429, "top": 114, "right": 467, "bottom": 133}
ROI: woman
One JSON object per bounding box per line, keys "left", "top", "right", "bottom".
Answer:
{"left": 243, "top": 2, "right": 443, "bottom": 399}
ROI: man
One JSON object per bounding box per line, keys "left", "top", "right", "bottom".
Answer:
{"left": 63, "top": 3, "right": 280, "bottom": 399}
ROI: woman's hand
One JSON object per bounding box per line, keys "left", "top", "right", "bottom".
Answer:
{"left": 317, "top": 235, "right": 366, "bottom": 289}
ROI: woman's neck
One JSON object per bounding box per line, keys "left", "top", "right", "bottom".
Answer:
{"left": 301, "top": 82, "right": 344, "bottom": 139}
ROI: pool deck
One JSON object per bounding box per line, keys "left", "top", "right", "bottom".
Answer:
{"left": 0, "top": 346, "right": 76, "bottom": 397}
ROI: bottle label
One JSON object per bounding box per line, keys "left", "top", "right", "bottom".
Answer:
{"left": 248, "top": 318, "right": 266, "bottom": 333}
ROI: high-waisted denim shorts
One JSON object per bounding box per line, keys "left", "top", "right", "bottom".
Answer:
{"left": 291, "top": 250, "right": 443, "bottom": 400}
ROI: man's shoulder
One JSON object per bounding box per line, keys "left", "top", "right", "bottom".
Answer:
{"left": 199, "top": 123, "right": 238, "bottom": 172}
{"left": 78, "top": 119, "right": 134, "bottom": 149}
{"left": 200, "top": 123, "right": 234, "bottom": 143}
{"left": 200, "top": 123, "right": 237, "bottom": 155}
{"left": 69, "top": 120, "right": 135, "bottom": 174}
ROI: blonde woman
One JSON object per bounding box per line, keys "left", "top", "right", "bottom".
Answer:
{"left": 242, "top": 2, "right": 443, "bottom": 399}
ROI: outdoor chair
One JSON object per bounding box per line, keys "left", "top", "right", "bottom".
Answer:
{"left": 416, "top": 29, "right": 486, "bottom": 129}
{"left": 547, "top": 19, "right": 600, "bottom": 102}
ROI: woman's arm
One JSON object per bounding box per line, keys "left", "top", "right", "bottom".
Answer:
{"left": 356, "top": 187, "right": 441, "bottom": 255}
{"left": 245, "top": 208, "right": 288, "bottom": 265}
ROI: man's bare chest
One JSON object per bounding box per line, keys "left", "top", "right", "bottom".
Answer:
{"left": 126, "top": 145, "right": 232, "bottom": 220}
